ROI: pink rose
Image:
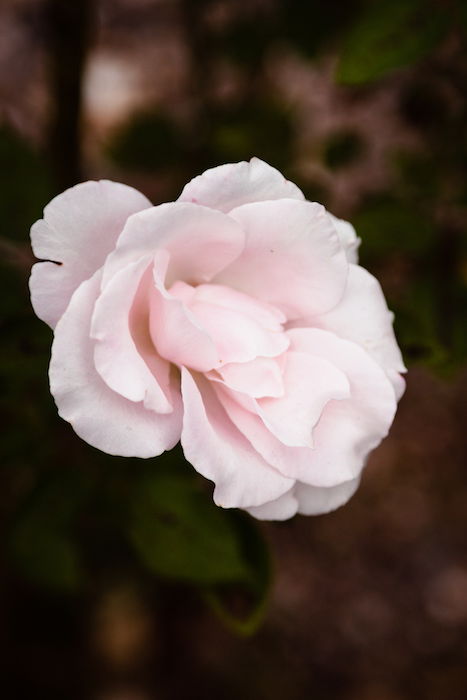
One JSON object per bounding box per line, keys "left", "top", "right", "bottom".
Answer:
{"left": 30, "top": 158, "right": 405, "bottom": 520}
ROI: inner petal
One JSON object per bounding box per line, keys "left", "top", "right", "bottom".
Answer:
{"left": 210, "top": 356, "right": 285, "bottom": 398}
{"left": 255, "top": 351, "right": 351, "bottom": 448}
{"left": 165, "top": 281, "right": 289, "bottom": 368}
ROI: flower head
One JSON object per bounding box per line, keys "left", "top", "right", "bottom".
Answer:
{"left": 30, "top": 158, "right": 405, "bottom": 520}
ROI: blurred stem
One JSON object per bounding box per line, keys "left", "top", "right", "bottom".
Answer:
{"left": 45, "top": 0, "right": 93, "bottom": 189}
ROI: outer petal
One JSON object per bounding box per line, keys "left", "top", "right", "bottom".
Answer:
{"left": 246, "top": 489, "right": 299, "bottom": 521}
{"left": 49, "top": 271, "right": 182, "bottom": 458}
{"left": 311, "top": 264, "right": 406, "bottom": 380}
{"left": 180, "top": 369, "right": 294, "bottom": 509}
{"left": 295, "top": 477, "right": 360, "bottom": 516}
{"left": 178, "top": 157, "right": 304, "bottom": 213}
{"left": 215, "top": 199, "right": 348, "bottom": 319}
{"left": 90, "top": 255, "right": 173, "bottom": 414}
{"left": 328, "top": 213, "right": 360, "bottom": 264}
{"left": 246, "top": 477, "right": 360, "bottom": 520}
{"left": 30, "top": 180, "right": 151, "bottom": 328}
{"left": 218, "top": 328, "right": 396, "bottom": 487}
{"left": 102, "top": 202, "right": 245, "bottom": 287}
{"left": 286, "top": 328, "right": 398, "bottom": 485}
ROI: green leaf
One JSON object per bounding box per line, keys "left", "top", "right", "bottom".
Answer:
{"left": 10, "top": 523, "right": 81, "bottom": 591}
{"left": 129, "top": 471, "right": 252, "bottom": 584}
{"left": 8, "top": 471, "right": 90, "bottom": 591}
{"left": 0, "top": 126, "right": 53, "bottom": 243}
{"left": 336, "top": 0, "right": 450, "bottom": 85}
{"left": 323, "top": 130, "right": 364, "bottom": 169}
{"left": 354, "top": 195, "right": 435, "bottom": 260}
{"left": 203, "top": 511, "right": 272, "bottom": 636}
{"left": 108, "top": 111, "right": 183, "bottom": 172}
{"left": 211, "top": 100, "right": 293, "bottom": 172}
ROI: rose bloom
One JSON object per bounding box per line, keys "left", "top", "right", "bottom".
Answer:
{"left": 30, "top": 158, "right": 405, "bottom": 520}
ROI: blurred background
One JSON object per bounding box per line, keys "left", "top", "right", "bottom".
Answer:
{"left": 1, "top": 0, "right": 467, "bottom": 698}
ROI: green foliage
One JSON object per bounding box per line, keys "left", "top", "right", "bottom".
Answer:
{"left": 129, "top": 464, "right": 271, "bottom": 633}
{"left": 354, "top": 194, "right": 435, "bottom": 259}
{"left": 130, "top": 470, "right": 252, "bottom": 584}
{"left": 324, "top": 130, "right": 364, "bottom": 169}
{"left": 280, "top": 0, "right": 362, "bottom": 59}
{"left": 8, "top": 471, "right": 91, "bottom": 591}
{"left": 219, "top": 15, "right": 275, "bottom": 66}
{"left": 108, "top": 111, "right": 183, "bottom": 172}
{"left": 203, "top": 511, "right": 271, "bottom": 635}
{"left": 212, "top": 101, "right": 293, "bottom": 171}
{"left": 0, "top": 126, "right": 53, "bottom": 241}
{"left": 336, "top": 0, "right": 450, "bottom": 85}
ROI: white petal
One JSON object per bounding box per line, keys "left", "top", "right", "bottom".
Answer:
{"left": 90, "top": 255, "right": 173, "bottom": 414}
{"left": 102, "top": 201, "right": 245, "bottom": 288}
{"left": 328, "top": 213, "right": 360, "bottom": 264}
{"left": 295, "top": 477, "right": 361, "bottom": 516}
{"left": 30, "top": 180, "right": 151, "bottom": 328}
{"left": 178, "top": 157, "right": 304, "bottom": 213}
{"left": 49, "top": 271, "right": 182, "bottom": 458}
{"left": 246, "top": 489, "right": 299, "bottom": 521}
{"left": 215, "top": 199, "right": 348, "bottom": 319}
{"left": 180, "top": 369, "right": 294, "bottom": 509}
{"left": 311, "top": 264, "right": 406, "bottom": 380}
{"left": 256, "top": 351, "right": 350, "bottom": 448}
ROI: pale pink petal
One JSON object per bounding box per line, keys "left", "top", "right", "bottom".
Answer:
{"left": 187, "top": 299, "right": 289, "bottom": 365}
{"left": 189, "top": 283, "right": 286, "bottom": 328}
{"left": 246, "top": 489, "right": 299, "bottom": 521}
{"left": 102, "top": 202, "right": 245, "bottom": 287}
{"left": 213, "top": 357, "right": 284, "bottom": 398}
{"left": 178, "top": 157, "right": 304, "bottom": 213}
{"left": 30, "top": 180, "right": 151, "bottom": 328}
{"left": 180, "top": 369, "right": 294, "bottom": 509}
{"left": 285, "top": 328, "right": 398, "bottom": 485}
{"left": 247, "top": 478, "right": 360, "bottom": 520}
{"left": 256, "top": 351, "right": 350, "bottom": 447}
{"left": 215, "top": 199, "right": 348, "bottom": 319}
{"left": 49, "top": 271, "right": 182, "bottom": 458}
{"left": 149, "top": 253, "right": 220, "bottom": 372}
{"left": 218, "top": 329, "right": 396, "bottom": 487}
{"left": 90, "top": 255, "right": 173, "bottom": 414}
{"left": 387, "top": 369, "right": 406, "bottom": 401}
{"left": 295, "top": 477, "right": 361, "bottom": 516}
{"left": 310, "top": 264, "right": 406, "bottom": 378}
{"left": 328, "top": 213, "right": 360, "bottom": 263}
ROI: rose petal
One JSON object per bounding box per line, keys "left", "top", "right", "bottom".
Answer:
{"left": 295, "top": 477, "right": 361, "bottom": 516}
{"left": 256, "top": 351, "right": 350, "bottom": 447}
{"left": 190, "top": 283, "right": 286, "bottom": 329}
{"left": 328, "top": 213, "right": 360, "bottom": 264}
{"left": 286, "top": 328, "right": 398, "bottom": 485}
{"left": 30, "top": 180, "right": 151, "bottom": 328}
{"left": 187, "top": 298, "right": 289, "bottom": 366}
{"left": 218, "top": 329, "right": 396, "bottom": 487}
{"left": 90, "top": 254, "right": 173, "bottom": 413}
{"left": 246, "top": 489, "right": 299, "bottom": 521}
{"left": 215, "top": 199, "right": 348, "bottom": 318}
{"left": 246, "top": 477, "right": 360, "bottom": 520}
{"left": 310, "top": 264, "right": 406, "bottom": 381}
{"left": 149, "top": 253, "right": 221, "bottom": 372}
{"left": 49, "top": 271, "right": 182, "bottom": 458}
{"left": 213, "top": 357, "right": 285, "bottom": 399}
{"left": 178, "top": 157, "right": 304, "bottom": 213}
{"left": 103, "top": 202, "right": 245, "bottom": 287}
{"left": 180, "top": 368, "right": 294, "bottom": 509}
